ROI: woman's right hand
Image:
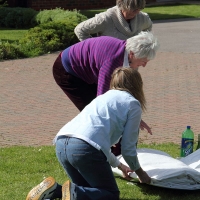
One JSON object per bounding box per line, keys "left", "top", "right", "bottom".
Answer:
{"left": 118, "top": 163, "right": 134, "bottom": 181}
{"left": 135, "top": 167, "right": 151, "bottom": 184}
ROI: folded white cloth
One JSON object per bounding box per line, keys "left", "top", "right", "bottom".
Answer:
{"left": 112, "top": 148, "right": 200, "bottom": 190}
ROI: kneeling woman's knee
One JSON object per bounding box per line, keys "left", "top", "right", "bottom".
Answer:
{"left": 112, "top": 190, "right": 120, "bottom": 200}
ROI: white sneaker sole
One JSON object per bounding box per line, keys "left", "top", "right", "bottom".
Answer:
{"left": 62, "top": 180, "right": 71, "bottom": 200}
{"left": 26, "top": 176, "right": 57, "bottom": 200}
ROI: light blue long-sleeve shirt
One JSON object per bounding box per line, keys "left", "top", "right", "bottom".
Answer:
{"left": 54, "top": 90, "right": 141, "bottom": 170}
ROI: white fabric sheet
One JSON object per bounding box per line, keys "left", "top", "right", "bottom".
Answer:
{"left": 112, "top": 148, "right": 200, "bottom": 190}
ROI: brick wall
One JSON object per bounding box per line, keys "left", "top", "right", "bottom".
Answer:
{"left": 27, "top": 0, "right": 116, "bottom": 11}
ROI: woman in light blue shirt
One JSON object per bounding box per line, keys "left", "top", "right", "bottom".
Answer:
{"left": 26, "top": 67, "right": 151, "bottom": 200}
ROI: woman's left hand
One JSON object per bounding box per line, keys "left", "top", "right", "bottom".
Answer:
{"left": 118, "top": 163, "right": 134, "bottom": 181}
{"left": 140, "top": 119, "right": 152, "bottom": 135}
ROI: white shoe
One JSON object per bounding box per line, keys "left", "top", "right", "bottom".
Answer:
{"left": 62, "top": 180, "right": 71, "bottom": 200}
{"left": 26, "top": 177, "right": 57, "bottom": 200}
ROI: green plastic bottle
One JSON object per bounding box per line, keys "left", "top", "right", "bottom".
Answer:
{"left": 180, "top": 126, "right": 194, "bottom": 157}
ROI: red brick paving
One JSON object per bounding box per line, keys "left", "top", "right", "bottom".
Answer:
{"left": 139, "top": 52, "right": 200, "bottom": 144}
{"left": 0, "top": 53, "right": 79, "bottom": 147}
{"left": 1, "top": 20, "right": 200, "bottom": 147}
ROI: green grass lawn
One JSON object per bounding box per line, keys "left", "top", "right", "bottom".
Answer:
{"left": 1, "top": 143, "right": 200, "bottom": 200}
{"left": 0, "top": 28, "right": 28, "bottom": 43}
{"left": 80, "top": 4, "right": 200, "bottom": 20}
{"left": 145, "top": 4, "right": 200, "bottom": 20}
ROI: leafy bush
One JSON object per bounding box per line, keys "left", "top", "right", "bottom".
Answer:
{"left": 0, "top": 8, "right": 88, "bottom": 59}
{"left": 0, "top": 41, "right": 24, "bottom": 60}
{"left": 0, "top": 0, "right": 7, "bottom": 8}
{"left": 0, "top": 7, "right": 87, "bottom": 28}
{"left": 0, "top": 7, "right": 12, "bottom": 27}
{"left": 32, "top": 8, "right": 87, "bottom": 26}
{"left": 0, "top": 7, "right": 38, "bottom": 28}
{"left": 18, "top": 20, "right": 81, "bottom": 57}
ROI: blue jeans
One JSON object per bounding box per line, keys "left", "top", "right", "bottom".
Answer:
{"left": 56, "top": 136, "right": 120, "bottom": 200}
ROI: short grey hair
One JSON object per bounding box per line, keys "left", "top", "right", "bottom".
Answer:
{"left": 125, "top": 31, "right": 160, "bottom": 60}
{"left": 116, "top": 0, "right": 146, "bottom": 11}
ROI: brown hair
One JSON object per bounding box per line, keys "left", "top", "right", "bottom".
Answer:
{"left": 110, "top": 67, "right": 146, "bottom": 111}
{"left": 116, "top": 0, "right": 146, "bottom": 11}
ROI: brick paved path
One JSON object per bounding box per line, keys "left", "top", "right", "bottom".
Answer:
{"left": 1, "top": 19, "right": 200, "bottom": 147}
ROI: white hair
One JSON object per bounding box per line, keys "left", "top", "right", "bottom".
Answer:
{"left": 125, "top": 31, "right": 160, "bottom": 60}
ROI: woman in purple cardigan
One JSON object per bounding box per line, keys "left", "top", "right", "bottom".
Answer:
{"left": 53, "top": 31, "right": 159, "bottom": 155}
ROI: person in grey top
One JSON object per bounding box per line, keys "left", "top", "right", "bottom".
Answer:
{"left": 75, "top": 0, "right": 152, "bottom": 41}
{"left": 25, "top": 67, "right": 151, "bottom": 200}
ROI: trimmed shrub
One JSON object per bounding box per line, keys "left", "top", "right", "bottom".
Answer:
{"left": 0, "top": 7, "right": 38, "bottom": 28}
{"left": 0, "top": 42, "right": 24, "bottom": 60}
{"left": 0, "top": 7, "right": 12, "bottom": 27}
{"left": 31, "top": 8, "right": 87, "bottom": 26}
{"left": 0, "top": 7, "right": 87, "bottom": 28}
{"left": 18, "top": 20, "right": 80, "bottom": 57}
{"left": 0, "top": 0, "right": 7, "bottom": 8}
{"left": 0, "top": 8, "right": 88, "bottom": 59}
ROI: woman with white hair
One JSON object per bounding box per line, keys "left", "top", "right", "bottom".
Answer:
{"left": 52, "top": 31, "right": 159, "bottom": 139}
{"left": 75, "top": 0, "right": 152, "bottom": 41}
